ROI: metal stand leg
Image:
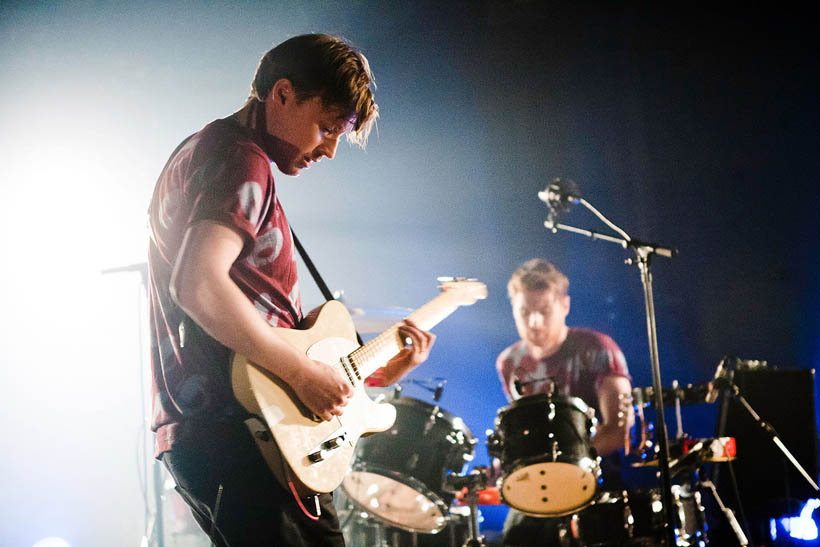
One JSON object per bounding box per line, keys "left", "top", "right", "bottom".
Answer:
{"left": 701, "top": 479, "right": 748, "bottom": 546}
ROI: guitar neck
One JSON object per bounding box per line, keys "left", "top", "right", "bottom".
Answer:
{"left": 349, "top": 292, "right": 462, "bottom": 380}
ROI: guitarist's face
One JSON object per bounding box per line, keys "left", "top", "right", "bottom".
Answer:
{"left": 265, "top": 81, "right": 354, "bottom": 176}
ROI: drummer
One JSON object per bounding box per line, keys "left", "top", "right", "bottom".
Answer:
{"left": 495, "top": 259, "right": 634, "bottom": 546}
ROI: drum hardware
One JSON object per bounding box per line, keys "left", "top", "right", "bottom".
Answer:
{"left": 396, "top": 377, "right": 448, "bottom": 402}
{"left": 444, "top": 466, "right": 491, "bottom": 547}
{"left": 632, "top": 383, "right": 712, "bottom": 409}
{"left": 513, "top": 375, "right": 556, "bottom": 398}
{"left": 551, "top": 440, "right": 561, "bottom": 462}
{"left": 700, "top": 479, "right": 748, "bottom": 546}
{"left": 488, "top": 394, "right": 600, "bottom": 517}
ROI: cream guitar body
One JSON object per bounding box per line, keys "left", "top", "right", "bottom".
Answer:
{"left": 231, "top": 279, "right": 487, "bottom": 495}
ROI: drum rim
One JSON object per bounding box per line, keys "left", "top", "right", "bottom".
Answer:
{"left": 342, "top": 463, "right": 452, "bottom": 534}
{"left": 387, "top": 396, "right": 476, "bottom": 442}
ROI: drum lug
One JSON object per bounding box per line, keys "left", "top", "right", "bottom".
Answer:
{"left": 486, "top": 430, "right": 501, "bottom": 458}
{"left": 551, "top": 440, "right": 563, "bottom": 462}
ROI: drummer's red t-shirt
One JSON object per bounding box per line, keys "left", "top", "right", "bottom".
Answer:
{"left": 495, "top": 327, "right": 630, "bottom": 412}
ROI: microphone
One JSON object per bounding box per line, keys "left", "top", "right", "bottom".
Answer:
{"left": 538, "top": 177, "right": 581, "bottom": 210}
{"left": 705, "top": 357, "right": 730, "bottom": 403}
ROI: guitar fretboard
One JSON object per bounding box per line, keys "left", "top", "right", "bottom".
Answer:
{"left": 347, "top": 292, "right": 462, "bottom": 382}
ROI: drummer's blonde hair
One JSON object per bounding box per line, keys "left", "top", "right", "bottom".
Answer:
{"left": 507, "top": 259, "right": 569, "bottom": 299}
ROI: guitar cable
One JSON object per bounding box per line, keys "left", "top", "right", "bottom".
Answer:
{"left": 283, "top": 459, "right": 321, "bottom": 521}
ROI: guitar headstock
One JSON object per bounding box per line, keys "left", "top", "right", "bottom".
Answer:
{"left": 436, "top": 277, "right": 488, "bottom": 305}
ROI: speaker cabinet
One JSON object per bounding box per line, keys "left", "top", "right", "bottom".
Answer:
{"left": 715, "top": 367, "right": 818, "bottom": 539}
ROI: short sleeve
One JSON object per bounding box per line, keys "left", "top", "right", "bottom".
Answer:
{"left": 593, "top": 333, "right": 631, "bottom": 388}
{"left": 188, "top": 145, "right": 272, "bottom": 256}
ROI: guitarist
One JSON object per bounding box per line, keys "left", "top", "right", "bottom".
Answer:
{"left": 147, "top": 34, "right": 436, "bottom": 546}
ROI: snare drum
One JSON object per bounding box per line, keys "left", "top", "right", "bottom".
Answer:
{"left": 342, "top": 397, "right": 475, "bottom": 533}
{"left": 488, "top": 394, "right": 600, "bottom": 516}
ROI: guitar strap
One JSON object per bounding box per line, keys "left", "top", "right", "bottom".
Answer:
{"left": 291, "top": 230, "right": 365, "bottom": 346}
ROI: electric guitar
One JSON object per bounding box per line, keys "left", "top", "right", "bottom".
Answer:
{"left": 231, "top": 278, "right": 487, "bottom": 495}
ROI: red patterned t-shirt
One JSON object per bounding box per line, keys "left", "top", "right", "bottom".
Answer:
{"left": 495, "top": 327, "right": 630, "bottom": 412}
{"left": 147, "top": 118, "right": 302, "bottom": 457}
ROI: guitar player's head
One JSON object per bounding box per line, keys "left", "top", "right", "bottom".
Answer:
{"left": 246, "top": 34, "right": 379, "bottom": 176}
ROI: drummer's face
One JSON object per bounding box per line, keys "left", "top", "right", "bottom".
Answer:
{"left": 511, "top": 288, "right": 570, "bottom": 351}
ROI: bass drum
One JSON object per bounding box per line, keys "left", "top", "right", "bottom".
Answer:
{"left": 571, "top": 486, "right": 707, "bottom": 546}
{"left": 342, "top": 397, "right": 475, "bottom": 533}
{"left": 488, "top": 394, "right": 600, "bottom": 517}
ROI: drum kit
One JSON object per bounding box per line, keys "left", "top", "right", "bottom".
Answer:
{"left": 336, "top": 378, "right": 735, "bottom": 547}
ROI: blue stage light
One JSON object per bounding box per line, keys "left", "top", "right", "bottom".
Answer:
{"left": 770, "top": 498, "right": 820, "bottom": 542}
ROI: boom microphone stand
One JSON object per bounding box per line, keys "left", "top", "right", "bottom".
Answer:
{"left": 539, "top": 178, "right": 678, "bottom": 547}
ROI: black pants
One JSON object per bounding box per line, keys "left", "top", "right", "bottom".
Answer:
{"left": 161, "top": 420, "right": 345, "bottom": 546}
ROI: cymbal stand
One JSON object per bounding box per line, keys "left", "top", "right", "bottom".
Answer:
{"left": 700, "top": 479, "right": 749, "bottom": 546}
{"left": 445, "top": 467, "right": 489, "bottom": 547}
{"left": 541, "top": 179, "right": 678, "bottom": 547}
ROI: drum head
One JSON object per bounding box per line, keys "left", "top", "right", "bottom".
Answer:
{"left": 343, "top": 468, "right": 450, "bottom": 533}
{"left": 342, "top": 397, "right": 474, "bottom": 534}
{"left": 501, "top": 459, "right": 598, "bottom": 516}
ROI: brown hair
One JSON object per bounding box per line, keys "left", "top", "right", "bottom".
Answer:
{"left": 507, "top": 259, "right": 569, "bottom": 299}
{"left": 249, "top": 34, "right": 378, "bottom": 146}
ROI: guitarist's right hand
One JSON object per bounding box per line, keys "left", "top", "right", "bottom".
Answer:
{"left": 292, "top": 360, "right": 355, "bottom": 422}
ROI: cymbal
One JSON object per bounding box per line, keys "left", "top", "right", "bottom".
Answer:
{"left": 348, "top": 306, "right": 413, "bottom": 334}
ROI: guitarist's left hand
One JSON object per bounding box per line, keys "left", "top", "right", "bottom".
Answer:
{"left": 375, "top": 319, "right": 436, "bottom": 386}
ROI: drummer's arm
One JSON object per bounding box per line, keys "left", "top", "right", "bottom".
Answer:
{"left": 591, "top": 375, "right": 634, "bottom": 457}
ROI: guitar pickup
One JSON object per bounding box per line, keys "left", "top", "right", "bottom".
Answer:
{"left": 307, "top": 433, "right": 347, "bottom": 464}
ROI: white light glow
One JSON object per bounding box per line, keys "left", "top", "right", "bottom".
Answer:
{"left": 32, "top": 538, "right": 71, "bottom": 547}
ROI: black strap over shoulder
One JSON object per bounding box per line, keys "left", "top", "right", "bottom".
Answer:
{"left": 291, "top": 230, "right": 364, "bottom": 346}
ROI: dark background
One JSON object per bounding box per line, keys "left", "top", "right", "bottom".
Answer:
{"left": 2, "top": 2, "right": 818, "bottom": 545}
